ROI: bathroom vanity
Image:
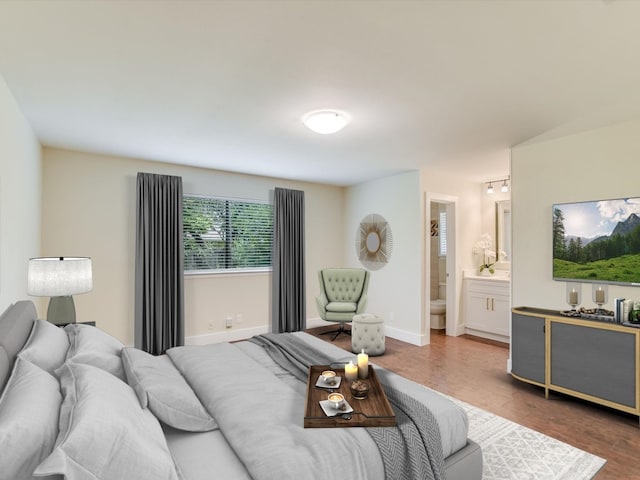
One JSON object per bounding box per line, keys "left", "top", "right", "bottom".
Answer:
{"left": 463, "top": 274, "right": 510, "bottom": 342}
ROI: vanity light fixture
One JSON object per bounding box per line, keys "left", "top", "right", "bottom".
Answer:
{"left": 302, "top": 109, "right": 349, "bottom": 134}
{"left": 485, "top": 176, "right": 510, "bottom": 195}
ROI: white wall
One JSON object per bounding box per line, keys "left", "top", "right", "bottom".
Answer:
{"left": 41, "top": 148, "right": 344, "bottom": 344}
{"left": 511, "top": 119, "right": 640, "bottom": 311}
{"left": 344, "top": 171, "right": 424, "bottom": 344}
{"left": 36, "top": 139, "right": 506, "bottom": 349}
{"left": 0, "top": 75, "right": 41, "bottom": 312}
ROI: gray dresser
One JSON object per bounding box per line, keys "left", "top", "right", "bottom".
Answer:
{"left": 511, "top": 307, "right": 639, "bottom": 420}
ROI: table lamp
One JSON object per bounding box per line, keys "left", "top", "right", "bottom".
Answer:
{"left": 27, "top": 257, "right": 93, "bottom": 325}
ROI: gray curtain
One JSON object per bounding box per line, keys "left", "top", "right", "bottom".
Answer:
{"left": 272, "top": 187, "right": 305, "bottom": 333}
{"left": 135, "top": 172, "right": 184, "bottom": 355}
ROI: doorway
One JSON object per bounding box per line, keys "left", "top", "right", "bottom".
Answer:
{"left": 425, "top": 193, "right": 457, "bottom": 341}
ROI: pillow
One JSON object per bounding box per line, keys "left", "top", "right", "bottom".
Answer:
{"left": 0, "top": 301, "right": 38, "bottom": 359}
{"left": 0, "top": 347, "right": 9, "bottom": 393}
{"left": 0, "top": 301, "right": 38, "bottom": 391}
{"left": 34, "top": 362, "right": 180, "bottom": 480}
{"left": 121, "top": 347, "right": 217, "bottom": 432}
{"left": 64, "top": 323, "right": 125, "bottom": 380}
{"left": 18, "top": 319, "right": 69, "bottom": 375}
{"left": 0, "top": 358, "right": 62, "bottom": 480}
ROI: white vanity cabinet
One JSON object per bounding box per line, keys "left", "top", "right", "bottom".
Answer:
{"left": 464, "top": 276, "right": 510, "bottom": 341}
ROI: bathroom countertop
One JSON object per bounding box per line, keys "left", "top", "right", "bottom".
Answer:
{"left": 464, "top": 273, "right": 510, "bottom": 283}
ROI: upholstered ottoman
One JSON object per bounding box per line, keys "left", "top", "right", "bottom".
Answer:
{"left": 351, "top": 313, "right": 385, "bottom": 356}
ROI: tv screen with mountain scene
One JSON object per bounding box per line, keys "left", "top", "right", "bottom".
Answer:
{"left": 553, "top": 197, "right": 640, "bottom": 286}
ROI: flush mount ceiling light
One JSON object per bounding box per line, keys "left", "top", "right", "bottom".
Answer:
{"left": 302, "top": 109, "right": 349, "bottom": 134}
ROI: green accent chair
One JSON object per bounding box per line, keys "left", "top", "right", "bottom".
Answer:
{"left": 316, "top": 268, "right": 370, "bottom": 341}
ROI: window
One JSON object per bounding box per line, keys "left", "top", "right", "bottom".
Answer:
{"left": 183, "top": 195, "right": 273, "bottom": 273}
{"left": 439, "top": 210, "right": 447, "bottom": 257}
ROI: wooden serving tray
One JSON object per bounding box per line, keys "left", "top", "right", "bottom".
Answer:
{"left": 303, "top": 364, "right": 396, "bottom": 428}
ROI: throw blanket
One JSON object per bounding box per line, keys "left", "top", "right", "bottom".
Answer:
{"left": 248, "top": 333, "right": 446, "bottom": 480}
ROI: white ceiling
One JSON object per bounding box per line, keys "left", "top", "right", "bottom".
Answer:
{"left": 1, "top": 1, "right": 640, "bottom": 186}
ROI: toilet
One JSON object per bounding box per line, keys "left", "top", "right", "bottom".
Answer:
{"left": 430, "top": 283, "right": 447, "bottom": 329}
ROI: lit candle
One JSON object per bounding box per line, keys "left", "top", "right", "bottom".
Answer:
{"left": 595, "top": 287, "right": 605, "bottom": 304}
{"left": 344, "top": 361, "right": 358, "bottom": 382}
{"left": 569, "top": 289, "right": 578, "bottom": 305}
{"left": 357, "top": 349, "right": 369, "bottom": 379}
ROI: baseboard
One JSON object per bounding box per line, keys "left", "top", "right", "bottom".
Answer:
{"left": 454, "top": 324, "right": 467, "bottom": 336}
{"left": 186, "top": 318, "right": 425, "bottom": 347}
{"left": 185, "top": 325, "right": 269, "bottom": 345}
{"left": 306, "top": 317, "right": 330, "bottom": 329}
{"left": 306, "top": 317, "right": 426, "bottom": 346}
{"left": 464, "top": 327, "right": 509, "bottom": 344}
{"left": 385, "top": 325, "right": 424, "bottom": 346}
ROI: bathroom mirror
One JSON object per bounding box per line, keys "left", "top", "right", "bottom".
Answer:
{"left": 495, "top": 200, "right": 511, "bottom": 264}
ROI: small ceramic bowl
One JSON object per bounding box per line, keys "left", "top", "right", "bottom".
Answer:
{"left": 350, "top": 380, "right": 370, "bottom": 399}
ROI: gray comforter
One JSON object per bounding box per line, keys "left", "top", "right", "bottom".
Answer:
{"left": 167, "top": 342, "right": 385, "bottom": 480}
{"left": 165, "top": 333, "right": 468, "bottom": 480}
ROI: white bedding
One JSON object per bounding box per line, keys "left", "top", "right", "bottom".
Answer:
{"left": 167, "top": 341, "right": 386, "bottom": 480}
{"left": 0, "top": 300, "right": 474, "bottom": 480}
{"left": 163, "top": 427, "right": 251, "bottom": 480}
{"left": 243, "top": 332, "right": 469, "bottom": 458}
{"left": 163, "top": 332, "right": 470, "bottom": 480}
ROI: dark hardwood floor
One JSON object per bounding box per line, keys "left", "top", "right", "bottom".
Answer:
{"left": 306, "top": 326, "right": 640, "bottom": 480}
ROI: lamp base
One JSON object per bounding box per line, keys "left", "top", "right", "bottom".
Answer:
{"left": 47, "top": 296, "right": 76, "bottom": 325}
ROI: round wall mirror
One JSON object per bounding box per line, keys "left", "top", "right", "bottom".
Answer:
{"left": 356, "top": 214, "right": 393, "bottom": 270}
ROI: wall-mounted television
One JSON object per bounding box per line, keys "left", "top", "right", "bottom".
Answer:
{"left": 552, "top": 197, "right": 640, "bottom": 286}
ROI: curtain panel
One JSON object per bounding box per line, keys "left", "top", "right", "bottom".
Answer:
{"left": 272, "top": 187, "right": 306, "bottom": 333}
{"left": 135, "top": 172, "right": 185, "bottom": 354}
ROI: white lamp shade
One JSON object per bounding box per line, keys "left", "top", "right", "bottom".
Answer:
{"left": 28, "top": 257, "right": 93, "bottom": 297}
{"left": 302, "top": 110, "right": 349, "bottom": 134}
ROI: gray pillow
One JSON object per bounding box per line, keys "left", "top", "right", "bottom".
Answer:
{"left": 0, "top": 358, "right": 61, "bottom": 480}
{"left": 0, "top": 301, "right": 38, "bottom": 391}
{"left": 18, "top": 319, "right": 69, "bottom": 375}
{"left": 64, "top": 323, "right": 125, "bottom": 380}
{"left": 34, "top": 362, "right": 180, "bottom": 480}
{"left": 122, "top": 347, "right": 217, "bottom": 432}
{"left": 0, "top": 347, "right": 9, "bottom": 393}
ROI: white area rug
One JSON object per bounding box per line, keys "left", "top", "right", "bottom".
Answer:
{"left": 452, "top": 398, "right": 606, "bottom": 480}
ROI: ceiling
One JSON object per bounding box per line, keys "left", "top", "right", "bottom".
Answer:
{"left": 1, "top": 1, "right": 640, "bottom": 187}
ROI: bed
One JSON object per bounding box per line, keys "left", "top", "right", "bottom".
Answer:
{"left": 0, "top": 300, "right": 482, "bottom": 480}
